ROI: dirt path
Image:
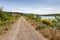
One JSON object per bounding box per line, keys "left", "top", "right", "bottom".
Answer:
{"left": 0, "top": 17, "right": 21, "bottom": 40}
{"left": 0, "top": 16, "right": 48, "bottom": 40}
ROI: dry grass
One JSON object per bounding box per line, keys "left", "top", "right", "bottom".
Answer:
{"left": 40, "top": 27, "right": 60, "bottom": 40}
{"left": 0, "top": 17, "right": 19, "bottom": 35}
{"left": 25, "top": 17, "right": 60, "bottom": 40}
{"left": 0, "top": 24, "right": 11, "bottom": 35}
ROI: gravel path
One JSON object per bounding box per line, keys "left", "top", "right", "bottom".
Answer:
{"left": 0, "top": 16, "right": 48, "bottom": 40}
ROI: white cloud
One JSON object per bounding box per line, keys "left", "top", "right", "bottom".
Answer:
{"left": 3, "top": 7, "right": 60, "bottom": 14}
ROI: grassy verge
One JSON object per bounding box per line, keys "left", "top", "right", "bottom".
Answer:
{"left": 0, "top": 11, "right": 21, "bottom": 35}
{"left": 25, "top": 16, "right": 60, "bottom": 40}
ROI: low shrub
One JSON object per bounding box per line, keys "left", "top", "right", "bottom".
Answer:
{"left": 42, "top": 19, "right": 52, "bottom": 25}
{"left": 35, "top": 25, "right": 45, "bottom": 30}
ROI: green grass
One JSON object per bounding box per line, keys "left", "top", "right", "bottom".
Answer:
{"left": 0, "top": 10, "right": 21, "bottom": 35}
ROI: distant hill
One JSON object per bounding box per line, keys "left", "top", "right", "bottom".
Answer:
{"left": 6, "top": 12, "right": 23, "bottom": 14}
{"left": 4, "top": 11, "right": 24, "bottom": 16}
{"left": 3, "top": 11, "right": 60, "bottom": 16}
{"left": 40, "top": 14, "right": 60, "bottom": 16}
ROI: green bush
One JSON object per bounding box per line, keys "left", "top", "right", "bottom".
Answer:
{"left": 42, "top": 19, "right": 52, "bottom": 25}
{"left": 35, "top": 15, "right": 41, "bottom": 21}
{"left": 0, "top": 20, "right": 3, "bottom": 25}
{"left": 0, "top": 11, "right": 18, "bottom": 25}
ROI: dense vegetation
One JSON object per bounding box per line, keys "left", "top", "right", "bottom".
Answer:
{"left": 0, "top": 8, "right": 21, "bottom": 34}
{"left": 0, "top": 10, "right": 21, "bottom": 25}
{"left": 23, "top": 14, "right": 60, "bottom": 40}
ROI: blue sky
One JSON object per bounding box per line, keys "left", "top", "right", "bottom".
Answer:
{"left": 0, "top": 0, "right": 60, "bottom": 14}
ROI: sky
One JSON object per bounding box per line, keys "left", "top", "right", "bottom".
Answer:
{"left": 0, "top": 0, "right": 60, "bottom": 14}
